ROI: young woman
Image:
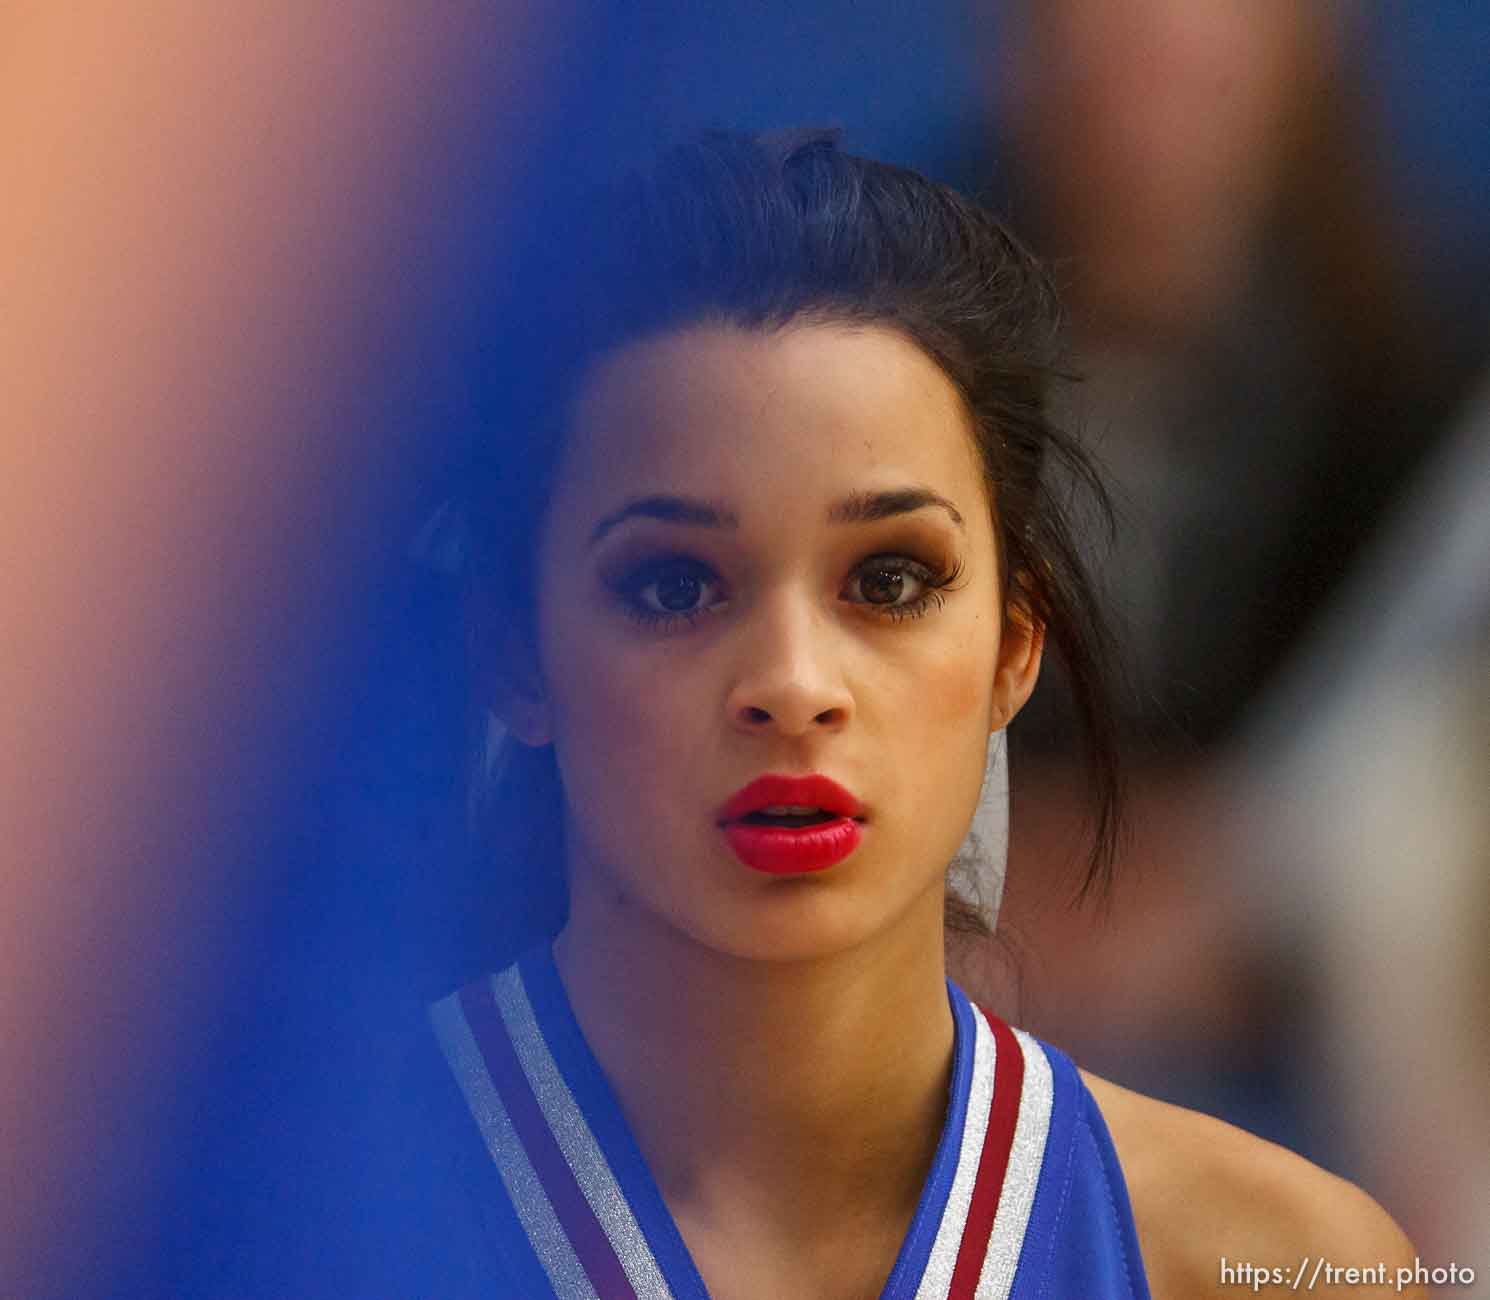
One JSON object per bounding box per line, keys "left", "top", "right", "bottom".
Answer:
{"left": 423, "top": 130, "right": 1422, "bottom": 1299}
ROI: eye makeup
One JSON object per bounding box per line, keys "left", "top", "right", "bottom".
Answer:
{"left": 597, "top": 544, "right": 968, "bottom": 634}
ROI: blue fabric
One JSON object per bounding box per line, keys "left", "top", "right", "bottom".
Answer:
{"left": 515, "top": 948, "right": 992, "bottom": 1300}
{"left": 431, "top": 953, "right": 1152, "bottom": 1298}
{"left": 1011, "top": 1041, "right": 1150, "bottom": 1299}
{"left": 518, "top": 948, "right": 716, "bottom": 1300}
{"left": 878, "top": 980, "right": 977, "bottom": 1297}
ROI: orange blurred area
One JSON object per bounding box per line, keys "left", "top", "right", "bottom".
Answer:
{"left": 1, "top": 4, "right": 565, "bottom": 1290}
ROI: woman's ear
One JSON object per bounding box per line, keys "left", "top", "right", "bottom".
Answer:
{"left": 466, "top": 583, "right": 553, "bottom": 748}
{"left": 989, "top": 589, "right": 1045, "bottom": 731}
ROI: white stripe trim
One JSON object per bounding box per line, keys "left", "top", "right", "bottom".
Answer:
{"left": 914, "top": 1007, "right": 998, "bottom": 1300}
{"left": 974, "top": 1029, "right": 1055, "bottom": 1300}
{"left": 427, "top": 992, "right": 598, "bottom": 1300}
{"left": 492, "top": 966, "right": 675, "bottom": 1300}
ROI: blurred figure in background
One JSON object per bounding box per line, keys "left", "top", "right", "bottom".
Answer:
{"left": 1228, "top": 379, "right": 1490, "bottom": 1279}
{"left": 991, "top": 0, "right": 1477, "bottom": 751}
{"left": 979, "top": 0, "right": 1489, "bottom": 1207}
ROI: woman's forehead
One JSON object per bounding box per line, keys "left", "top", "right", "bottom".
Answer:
{"left": 555, "top": 321, "right": 987, "bottom": 522}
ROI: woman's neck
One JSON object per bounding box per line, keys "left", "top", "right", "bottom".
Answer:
{"left": 550, "top": 883, "right": 955, "bottom": 1249}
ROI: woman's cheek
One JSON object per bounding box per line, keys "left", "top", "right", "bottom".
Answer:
{"left": 556, "top": 650, "right": 693, "bottom": 809}
{"left": 934, "top": 658, "right": 990, "bottom": 727}
{"left": 908, "top": 616, "right": 994, "bottom": 722}
{"left": 906, "top": 631, "right": 998, "bottom": 804}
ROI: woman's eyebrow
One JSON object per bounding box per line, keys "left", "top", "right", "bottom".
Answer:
{"left": 828, "top": 487, "right": 965, "bottom": 530}
{"left": 588, "top": 486, "right": 964, "bottom": 548}
{"left": 589, "top": 495, "right": 739, "bottom": 546}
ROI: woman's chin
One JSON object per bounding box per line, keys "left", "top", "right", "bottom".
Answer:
{"left": 653, "top": 887, "right": 932, "bottom": 968}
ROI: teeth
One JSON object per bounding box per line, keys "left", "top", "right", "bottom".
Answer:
{"left": 761, "top": 804, "right": 825, "bottom": 815}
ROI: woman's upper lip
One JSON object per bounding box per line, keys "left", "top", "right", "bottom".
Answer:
{"left": 717, "top": 773, "right": 866, "bottom": 824}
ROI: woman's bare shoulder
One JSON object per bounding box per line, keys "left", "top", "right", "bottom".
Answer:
{"left": 1079, "top": 1069, "right": 1425, "bottom": 1299}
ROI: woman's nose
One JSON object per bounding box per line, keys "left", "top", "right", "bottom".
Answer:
{"left": 725, "top": 591, "right": 854, "bottom": 736}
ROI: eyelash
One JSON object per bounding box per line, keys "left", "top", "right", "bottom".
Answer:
{"left": 607, "top": 553, "right": 966, "bottom": 632}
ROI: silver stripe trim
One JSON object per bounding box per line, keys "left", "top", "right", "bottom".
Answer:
{"left": 914, "top": 1006, "right": 997, "bottom": 1300}
{"left": 974, "top": 1028, "right": 1055, "bottom": 1300}
{"left": 427, "top": 992, "right": 598, "bottom": 1300}
{"left": 493, "top": 966, "right": 675, "bottom": 1300}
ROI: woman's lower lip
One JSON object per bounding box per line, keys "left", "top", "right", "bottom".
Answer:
{"left": 721, "top": 817, "right": 863, "bottom": 874}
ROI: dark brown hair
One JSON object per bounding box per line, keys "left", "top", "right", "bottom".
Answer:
{"left": 456, "top": 128, "right": 1122, "bottom": 969}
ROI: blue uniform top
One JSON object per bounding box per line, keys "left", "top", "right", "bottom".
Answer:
{"left": 419, "top": 943, "right": 1152, "bottom": 1299}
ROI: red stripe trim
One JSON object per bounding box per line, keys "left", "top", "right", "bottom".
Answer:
{"left": 459, "top": 980, "right": 637, "bottom": 1299}
{"left": 948, "top": 1008, "right": 1025, "bottom": 1298}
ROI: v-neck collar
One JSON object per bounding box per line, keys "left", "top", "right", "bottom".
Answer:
{"left": 429, "top": 942, "right": 1050, "bottom": 1299}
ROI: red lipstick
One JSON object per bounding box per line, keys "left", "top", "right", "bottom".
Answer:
{"left": 716, "top": 773, "right": 866, "bottom": 875}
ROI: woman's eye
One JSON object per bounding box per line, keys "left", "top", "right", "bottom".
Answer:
{"left": 609, "top": 552, "right": 958, "bottom": 631}
{"left": 611, "top": 557, "right": 725, "bottom": 628}
{"left": 855, "top": 563, "right": 915, "bottom": 605}
{"left": 844, "top": 555, "right": 952, "bottom": 622}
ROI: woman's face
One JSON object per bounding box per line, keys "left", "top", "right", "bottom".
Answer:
{"left": 517, "top": 321, "right": 1041, "bottom": 963}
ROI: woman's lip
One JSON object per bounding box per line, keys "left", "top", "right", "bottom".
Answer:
{"left": 716, "top": 772, "right": 866, "bottom": 825}
{"left": 722, "top": 817, "right": 864, "bottom": 874}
